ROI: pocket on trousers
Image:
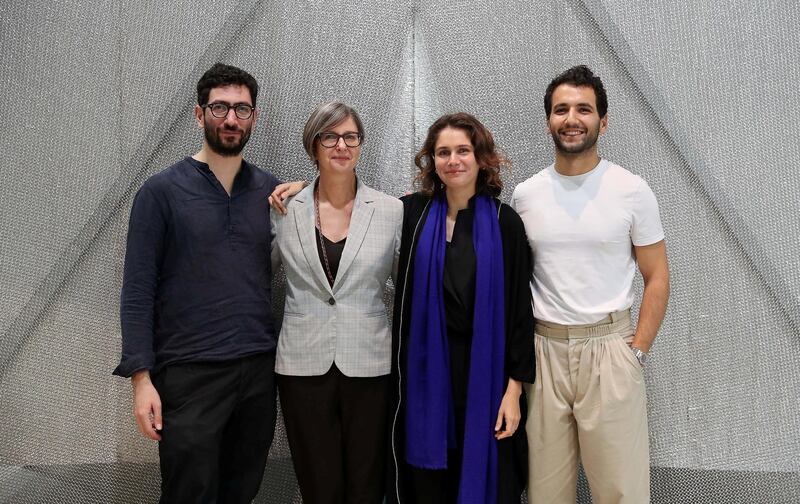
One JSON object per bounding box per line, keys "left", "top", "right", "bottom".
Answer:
{"left": 616, "top": 334, "right": 643, "bottom": 372}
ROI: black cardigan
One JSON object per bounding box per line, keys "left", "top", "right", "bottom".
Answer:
{"left": 387, "top": 191, "right": 535, "bottom": 504}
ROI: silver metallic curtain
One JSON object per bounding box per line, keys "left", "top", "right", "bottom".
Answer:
{"left": 1, "top": 0, "right": 798, "bottom": 502}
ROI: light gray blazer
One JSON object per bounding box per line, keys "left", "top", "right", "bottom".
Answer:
{"left": 271, "top": 178, "right": 402, "bottom": 377}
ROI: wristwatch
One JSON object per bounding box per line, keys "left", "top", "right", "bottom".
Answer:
{"left": 631, "top": 347, "right": 648, "bottom": 367}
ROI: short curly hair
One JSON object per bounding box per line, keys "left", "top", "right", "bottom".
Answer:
{"left": 196, "top": 63, "right": 258, "bottom": 107}
{"left": 544, "top": 65, "right": 607, "bottom": 119}
{"left": 414, "top": 113, "right": 508, "bottom": 197}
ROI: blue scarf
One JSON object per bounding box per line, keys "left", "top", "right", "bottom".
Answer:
{"left": 405, "top": 193, "right": 506, "bottom": 504}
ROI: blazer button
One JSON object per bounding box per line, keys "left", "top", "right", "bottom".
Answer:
{"left": 328, "top": 297, "right": 335, "bottom": 305}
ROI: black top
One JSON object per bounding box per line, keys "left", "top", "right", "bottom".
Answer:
{"left": 114, "top": 157, "right": 281, "bottom": 377}
{"left": 392, "top": 192, "right": 535, "bottom": 384}
{"left": 443, "top": 200, "right": 479, "bottom": 429}
{"left": 444, "top": 205, "right": 477, "bottom": 335}
{"left": 387, "top": 191, "right": 536, "bottom": 504}
{"left": 315, "top": 228, "right": 347, "bottom": 287}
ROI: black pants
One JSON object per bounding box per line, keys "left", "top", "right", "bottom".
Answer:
{"left": 278, "top": 364, "right": 389, "bottom": 504}
{"left": 153, "top": 352, "right": 277, "bottom": 504}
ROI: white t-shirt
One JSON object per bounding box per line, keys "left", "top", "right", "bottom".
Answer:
{"left": 511, "top": 159, "right": 664, "bottom": 325}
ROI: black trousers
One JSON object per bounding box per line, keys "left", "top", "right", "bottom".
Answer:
{"left": 153, "top": 352, "right": 277, "bottom": 504}
{"left": 278, "top": 364, "right": 389, "bottom": 504}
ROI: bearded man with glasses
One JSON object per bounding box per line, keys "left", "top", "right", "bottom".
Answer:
{"left": 114, "top": 63, "right": 281, "bottom": 503}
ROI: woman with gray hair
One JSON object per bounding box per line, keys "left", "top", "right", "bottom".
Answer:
{"left": 270, "top": 101, "right": 402, "bottom": 503}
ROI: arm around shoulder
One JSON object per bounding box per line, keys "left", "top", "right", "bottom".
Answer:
{"left": 269, "top": 180, "right": 307, "bottom": 215}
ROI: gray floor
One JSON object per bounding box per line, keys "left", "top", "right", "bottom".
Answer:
{"left": 1, "top": 462, "right": 797, "bottom": 503}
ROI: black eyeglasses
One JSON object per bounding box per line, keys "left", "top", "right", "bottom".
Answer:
{"left": 203, "top": 102, "right": 255, "bottom": 119}
{"left": 317, "top": 132, "right": 363, "bottom": 148}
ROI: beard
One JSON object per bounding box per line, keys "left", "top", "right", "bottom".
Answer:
{"left": 204, "top": 120, "right": 252, "bottom": 157}
{"left": 551, "top": 123, "right": 600, "bottom": 155}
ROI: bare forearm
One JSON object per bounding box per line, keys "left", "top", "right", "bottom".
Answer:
{"left": 131, "top": 369, "right": 152, "bottom": 388}
{"left": 505, "top": 377, "right": 522, "bottom": 397}
{"left": 632, "top": 276, "right": 669, "bottom": 352}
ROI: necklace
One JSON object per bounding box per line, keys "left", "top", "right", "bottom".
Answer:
{"left": 314, "top": 183, "right": 336, "bottom": 287}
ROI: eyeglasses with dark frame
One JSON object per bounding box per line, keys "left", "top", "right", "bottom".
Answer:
{"left": 203, "top": 102, "right": 255, "bottom": 120}
{"left": 317, "top": 131, "right": 363, "bottom": 148}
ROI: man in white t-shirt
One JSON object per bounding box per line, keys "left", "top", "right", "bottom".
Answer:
{"left": 511, "top": 65, "right": 670, "bottom": 503}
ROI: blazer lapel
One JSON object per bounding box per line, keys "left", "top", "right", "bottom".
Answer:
{"left": 293, "top": 182, "right": 334, "bottom": 295}
{"left": 333, "top": 179, "right": 374, "bottom": 292}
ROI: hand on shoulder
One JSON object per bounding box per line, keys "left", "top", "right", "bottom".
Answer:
{"left": 269, "top": 180, "right": 307, "bottom": 215}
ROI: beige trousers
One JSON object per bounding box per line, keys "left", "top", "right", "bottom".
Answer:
{"left": 525, "top": 310, "right": 650, "bottom": 504}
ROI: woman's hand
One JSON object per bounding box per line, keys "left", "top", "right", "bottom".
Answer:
{"left": 269, "top": 181, "right": 307, "bottom": 215}
{"left": 494, "top": 378, "right": 522, "bottom": 440}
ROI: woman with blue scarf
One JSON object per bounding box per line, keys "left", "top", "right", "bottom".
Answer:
{"left": 388, "top": 113, "right": 535, "bottom": 504}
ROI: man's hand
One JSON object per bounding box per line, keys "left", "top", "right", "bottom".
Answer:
{"left": 132, "top": 370, "right": 162, "bottom": 441}
{"left": 268, "top": 181, "right": 306, "bottom": 215}
{"left": 495, "top": 378, "right": 523, "bottom": 440}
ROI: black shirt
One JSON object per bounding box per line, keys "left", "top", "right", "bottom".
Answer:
{"left": 114, "top": 157, "right": 280, "bottom": 377}
{"left": 392, "top": 192, "right": 536, "bottom": 384}
{"left": 315, "top": 228, "right": 346, "bottom": 287}
{"left": 444, "top": 206, "right": 477, "bottom": 335}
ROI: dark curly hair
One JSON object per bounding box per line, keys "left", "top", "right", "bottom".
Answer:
{"left": 414, "top": 112, "right": 508, "bottom": 197}
{"left": 196, "top": 63, "right": 259, "bottom": 107}
{"left": 544, "top": 65, "right": 607, "bottom": 119}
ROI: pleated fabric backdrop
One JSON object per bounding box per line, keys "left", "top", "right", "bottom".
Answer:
{"left": 1, "top": 1, "right": 798, "bottom": 502}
